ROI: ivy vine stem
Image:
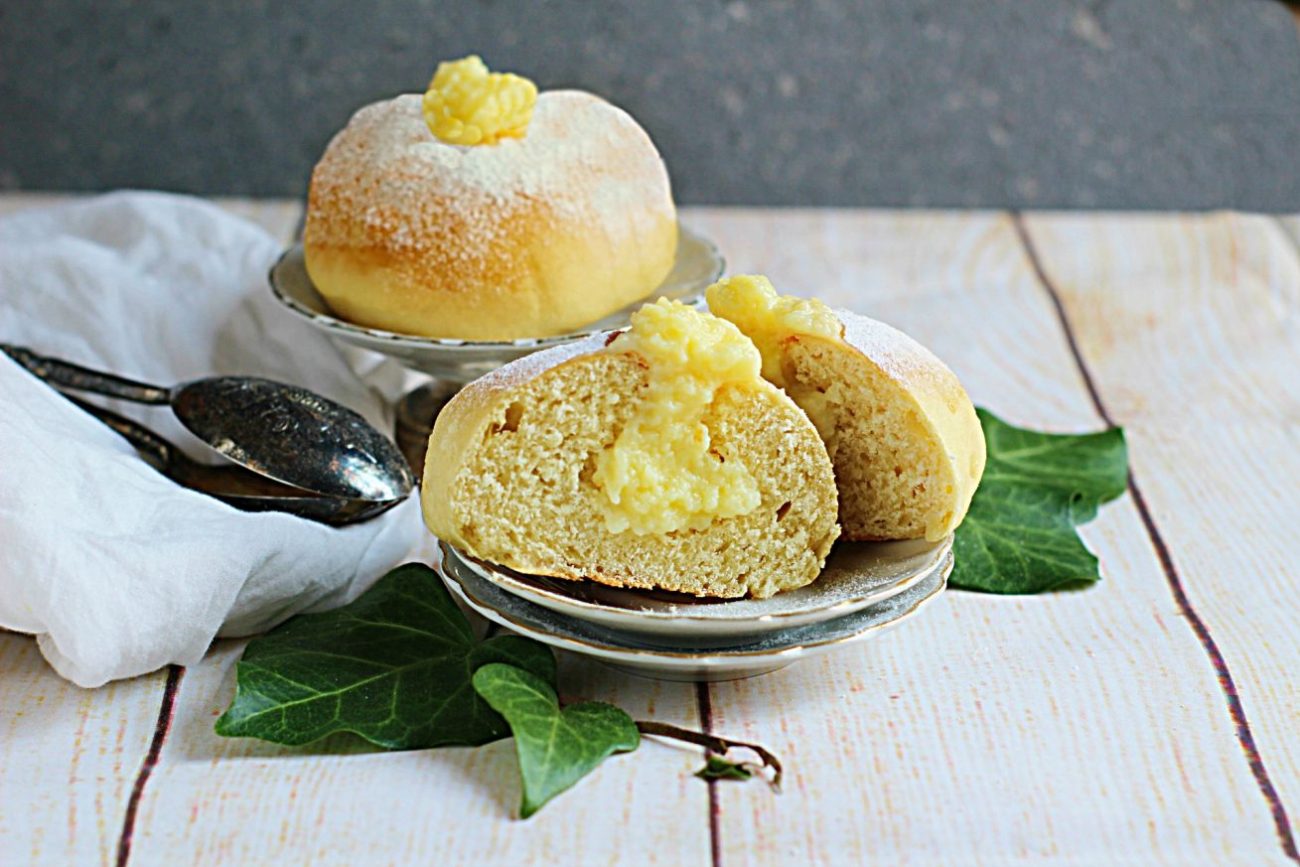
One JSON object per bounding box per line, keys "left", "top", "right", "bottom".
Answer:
{"left": 635, "top": 720, "right": 783, "bottom": 789}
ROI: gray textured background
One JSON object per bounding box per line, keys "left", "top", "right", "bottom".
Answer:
{"left": 3, "top": 0, "right": 1299, "bottom": 209}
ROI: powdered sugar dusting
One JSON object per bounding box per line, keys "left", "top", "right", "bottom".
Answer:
{"left": 477, "top": 331, "right": 612, "bottom": 391}
{"left": 306, "top": 90, "right": 673, "bottom": 256}
{"left": 442, "top": 331, "right": 613, "bottom": 420}
{"left": 835, "top": 308, "right": 958, "bottom": 392}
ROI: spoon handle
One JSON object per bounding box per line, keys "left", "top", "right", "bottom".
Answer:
{"left": 60, "top": 394, "right": 176, "bottom": 470}
{"left": 1, "top": 344, "right": 172, "bottom": 405}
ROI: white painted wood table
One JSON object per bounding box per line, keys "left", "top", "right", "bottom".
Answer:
{"left": 2, "top": 195, "right": 1298, "bottom": 867}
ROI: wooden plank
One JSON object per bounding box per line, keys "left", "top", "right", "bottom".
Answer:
{"left": 0, "top": 192, "right": 78, "bottom": 217}
{"left": 1020, "top": 210, "right": 1300, "bottom": 855}
{"left": 680, "top": 208, "right": 1297, "bottom": 865}
{"left": 1279, "top": 216, "right": 1300, "bottom": 251}
{"left": 209, "top": 197, "right": 303, "bottom": 244}
{"left": 0, "top": 635, "right": 168, "bottom": 865}
{"left": 123, "top": 639, "right": 711, "bottom": 865}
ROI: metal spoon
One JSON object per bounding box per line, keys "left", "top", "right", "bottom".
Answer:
{"left": 1, "top": 344, "right": 414, "bottom": 503}
{"left": 65, "top": 395, "right": 398, "bottom": 525}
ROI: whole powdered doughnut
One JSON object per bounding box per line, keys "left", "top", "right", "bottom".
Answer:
{"left": 303, "top": 90, "right": 678, "bottom": 340}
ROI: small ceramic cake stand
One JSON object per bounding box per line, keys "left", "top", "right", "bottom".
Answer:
{"left": 269, "top": 225, "right": 725, "bottom": 471}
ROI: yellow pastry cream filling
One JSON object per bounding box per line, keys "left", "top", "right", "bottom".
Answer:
{"left": 422, "top": 55, "right": 538, "bottom": 145}
{"left": 594, "top": 299, "right": 764, "bottom": 535}
{"left": 706, "top": 274, "right": 845, "bottom": 439}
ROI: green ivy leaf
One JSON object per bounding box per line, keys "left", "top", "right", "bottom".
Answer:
{"left": 952, "top": 409, "right": 1128, "bottom": 594}
{"left": 978, "top": 408, "right": 1128, "bottom": 516}
{"left": 695, "top": 754, "right": 757, "bottom": 782}
{"left": 473, "top": 663, "right": 640, "bottom": 818}
{"left": 215, "top": 563, "right": 556, "bottom": 749}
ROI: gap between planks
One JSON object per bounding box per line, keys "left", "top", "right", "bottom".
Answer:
{"left": 695, "top": 682, "right": 723, "bottom": 867}
{"left": 115, "top": 665, "right": 185, "bottom": 867}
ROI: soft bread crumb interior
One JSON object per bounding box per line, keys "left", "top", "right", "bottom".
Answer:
{"left": 783, "top": 338, "right": 957, "bottom": 541}
{"left": 447, "top": 352, "right": 839, "bottom": 598}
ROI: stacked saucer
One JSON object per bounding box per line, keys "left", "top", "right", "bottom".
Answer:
{"left": 438, "top": 536, "right": 952, "bottom": 682}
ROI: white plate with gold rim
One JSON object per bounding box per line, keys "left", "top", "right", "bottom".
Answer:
{"left": 268, "top": 223, "right": 724, "bottom": 383}
{"left": 440, "top": 548, "right": 951, "bottom": 682}
{"left": 444, "top": 535, "right": 952, "bottom": 644}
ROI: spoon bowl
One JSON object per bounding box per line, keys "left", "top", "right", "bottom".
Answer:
{"left": 170, "top": 376, "right": 413, "bottom": 502}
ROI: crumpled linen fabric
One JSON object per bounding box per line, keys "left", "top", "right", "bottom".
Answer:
{"left": 0, "top": 192, "right": 426, "bottom": 687}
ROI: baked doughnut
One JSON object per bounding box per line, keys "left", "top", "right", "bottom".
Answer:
{"left": 303, "top": 56, "right": 678, "bottom": 340}
{"left": 422, "top": 299, "right": 840, "bottom": 599}
{"left": 707, "top": 275, "right": 986, "bottom": 542}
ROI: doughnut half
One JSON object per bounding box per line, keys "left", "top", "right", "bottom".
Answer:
{"left": 421, "top": 334, "right": 841, "bottom": 599}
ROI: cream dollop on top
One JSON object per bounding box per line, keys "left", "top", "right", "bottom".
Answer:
{"left": 706, "top": 274, "right": 845, "bottom": 439}
{"left": 705, "top": 274, "right": 843, "bottom": 386}
{"left": 593, "top": 299, "right": 764, "bottom": 535}
{"left": 422, "top": 55, "right": 538, "bottom": 145}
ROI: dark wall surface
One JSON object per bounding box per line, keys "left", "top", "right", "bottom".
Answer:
{"left": 3, "top": 1, "right": 1299, "bottom": 209}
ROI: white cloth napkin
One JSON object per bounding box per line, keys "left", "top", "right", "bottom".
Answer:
{"left": 0, "top": 192, "right": 425, "bottom": 687}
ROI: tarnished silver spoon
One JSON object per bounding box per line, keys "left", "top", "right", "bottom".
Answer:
{"left": 65, "top": 395, "right": 398, "bottom": 525}
{"left": 1, "top": 344, "right": 414, "bottom": 504}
